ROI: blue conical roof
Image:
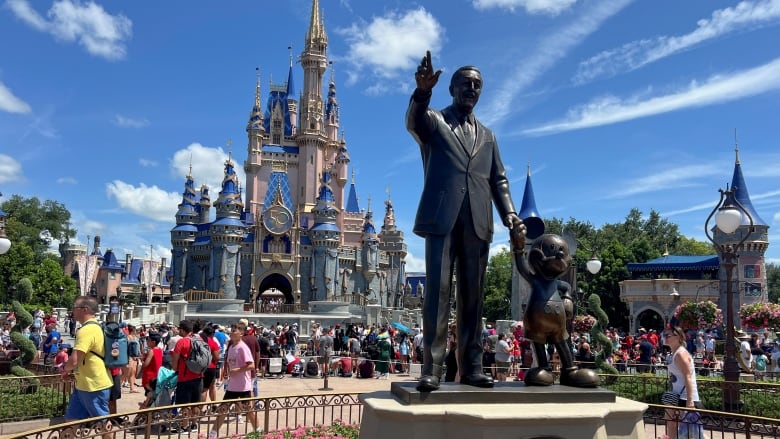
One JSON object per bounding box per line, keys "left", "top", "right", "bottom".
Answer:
{"left": 518, "top": 164, "right": 540, "bottom": 220}
{"left": 346, "top": 182, "right": 360, "bottom": 213}
{"left": 286, "top": 64, "right": 296, "bottom": 98}
{"left": 728, "top": 151, "right": 767, "bottom": 226}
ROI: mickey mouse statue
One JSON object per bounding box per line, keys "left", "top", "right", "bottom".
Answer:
{"left": 511, "top": 228, "right": 599, "bottom": 388}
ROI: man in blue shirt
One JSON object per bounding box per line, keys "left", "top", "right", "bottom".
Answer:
{"left": 42, "top": 323, "right": 60, "bottom": 365}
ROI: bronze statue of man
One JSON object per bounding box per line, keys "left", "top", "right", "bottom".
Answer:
{"left": 406, "top": 51, "right": 525, "bottom": 391}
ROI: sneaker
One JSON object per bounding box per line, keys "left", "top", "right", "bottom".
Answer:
{"left": 208, "top": 431, "right": 218, "bottom": 439}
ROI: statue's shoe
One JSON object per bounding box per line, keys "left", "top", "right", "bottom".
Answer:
{"left": 416, "top": 375, "right": 441, "bottom": 392}
{"left": 524, "top": 367, "right": 554, "bottom": 386}
{"left": 460, "top": 373, "right": 494, "bottom": 388}
{"left": 560, "top": 368, "right": 600, "bottom": 388}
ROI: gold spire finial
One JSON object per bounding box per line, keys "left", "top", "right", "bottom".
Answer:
{"left": 188, "top": 153, "right": 193, "bottom": 177}
{"left": 527, "top": 161, "right": 531, "bottom": 177}
{"left": 351, "top": 169, "right": 355, "bottom": 184}
{"left": 288, "top": 45, "right": 293, "bottom": 66}
{"left": 662, "top": 244, "right": 669, "bottom": 257}
{"left": 329, "top": 60, "right": 335, "bottom": 83}
{"left": 386, "top": 185, "right": 391, "bottom": 202}
{"left": 367, "top": 194, "right": 371, "bottom": 213}
{"left": 734, "top": 128, "right": 740, "bottom": 165}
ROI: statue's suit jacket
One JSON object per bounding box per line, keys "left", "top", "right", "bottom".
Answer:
{"left": 406, "top": 91, "right": 516, "bottom": 240}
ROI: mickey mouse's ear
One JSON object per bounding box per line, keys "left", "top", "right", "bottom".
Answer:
{"left": 523, "top": 216, "right": 545, "bottom": 240}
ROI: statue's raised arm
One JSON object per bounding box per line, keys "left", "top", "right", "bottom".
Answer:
{"left": 415, "top": 50, "right": 442, "bottom": 93}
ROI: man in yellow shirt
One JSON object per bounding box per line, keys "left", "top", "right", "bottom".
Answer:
{"left": 61, "top": 296, "right": 113, "bottom": 422}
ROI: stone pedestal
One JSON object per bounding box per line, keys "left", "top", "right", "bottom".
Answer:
{"left": 198, "top": 299, "right": 244, "bottom": 313}
{"left": 359, "top": 382, "right": 647, "bottom": 439}
{"left": 167, "top": 299, "right": 188, "bottom": 323}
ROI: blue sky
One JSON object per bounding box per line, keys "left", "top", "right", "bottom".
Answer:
{"left": 1, "top": 0, "right": 780, "bottom": 272}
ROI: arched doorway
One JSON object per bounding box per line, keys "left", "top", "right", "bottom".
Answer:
{"left": 636, "top": 309, "right": 665, "bottom": 332}
{"left": 257, "top": 273, "right": 293, "bottom": 304}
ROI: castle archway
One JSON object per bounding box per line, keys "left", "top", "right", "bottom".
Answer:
{"left": 257, "top": 273, "right": 293, "bottom": 304}
{"left": 636, "top": 308, "right": 665, "bottom": 332}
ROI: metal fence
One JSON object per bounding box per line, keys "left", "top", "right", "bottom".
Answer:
{"left": 643, "top": 403, "right": 780, "bottom": 438}
{"left": 6, "top": 393, "right": 363, "bottom": 439}
{"left": 0, "top": 374, "right": 71, "bottom": 423}
{"left": 601, "top": 373, "right": 780, "bottom": 418}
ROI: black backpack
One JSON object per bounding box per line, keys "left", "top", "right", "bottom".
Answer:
{"left": 305, "top": 358, "right": 319, "bottom": 377}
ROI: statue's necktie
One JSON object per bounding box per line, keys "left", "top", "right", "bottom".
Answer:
{"left": 462, "top": 119, "right": 474, "bottom": 152}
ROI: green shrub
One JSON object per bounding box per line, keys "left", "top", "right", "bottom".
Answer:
{"left": 0, "top": 386, "right": 67, "bottom": 422}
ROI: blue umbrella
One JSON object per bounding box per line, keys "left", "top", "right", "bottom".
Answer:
{"left": 391, "top": 321, "right": 411, "bottom": 333}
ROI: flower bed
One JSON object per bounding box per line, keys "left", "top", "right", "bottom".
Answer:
{"left": 740, "top": 302, "right": 780, "bottom": 331}
{"left": 673, "top": 301, "right": 723, "bottom": 331}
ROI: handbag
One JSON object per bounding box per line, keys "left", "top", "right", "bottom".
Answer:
{"left": 661, "top": 390, "right": 681, "bottom": 406}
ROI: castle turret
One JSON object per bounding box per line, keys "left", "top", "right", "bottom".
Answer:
{"left": 286, "top": 58, "right": 298, "bottom": 134}
{"left": 296, "top": 0, "right": 329, "bottom": 213}
{"left": 170, "top": 170, "right": 199, "bottom": 297}
{"left": 210, "top": 157, "right": 246, "bottom": 298}
{"left": 198, "top": 185, "right": 211, "bottom": 225}
{"left": 245, "top": 68, "right": 265, "bottom": 175}
{"left": 713, "top": 144, "right": 770, "bottom": 319}
{"left": 308, "top": 168, "right": 341, "bottom": 301}
{"left": 325, "top": 71, "right": 339, "bottom": 142}
{"left": 378, "top": 194, "right": 407, "bottom": 308}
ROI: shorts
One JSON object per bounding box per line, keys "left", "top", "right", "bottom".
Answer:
{"left": 224, "top": 390, "right": 252, "bottom": 400}
{"left": 110, "top": 373, "right": 122, "bottom": 401}
{"left": 66, "top": 388, "right": 110, "bottom": 420}
{"left": 175, "top": 378, "right": 203, "bottom": 405}
{"left": 203, "top": 368, "right": 217, "bottom": 388}
{"left": 496, "top": 361, "right": 510, "bottom": 373}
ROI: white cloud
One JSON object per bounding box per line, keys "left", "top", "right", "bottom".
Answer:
{"left": 403, "top": 250, "right": 426, "bottom": 272}
{"left": 336, "top": 8, "right": 444, "bottom": 85}
{"left": 606, "top": 163, "right": 722, "bottom": 199}
{"left": 0, "top": 154, "right": 23, "bottom": 184}
{"left": 170, "top": 143, "right": 246, "bottom": 193}
{"left": 139, "top": 158, "right": 158, "bottom": 168}
{"left": 480, "top": 0, "right": 631, "bottom": 127}
{"left": 0, "top": 81, "right": 32, "bottom": 114}
{"left": 574, "top": 0, "right": 780, "bottom": 84}
{"left": 105, "top": 180, "right": 179, "bottom": 222}
{"left": 522, "top": 57, "right": 780, "bottom": 136}
{"left": 56, "top": 176, "right": 78, "bottom": 184}
{"left": 6, "top": 0, "right": 132, "bottom": 61}
{"left": 473, "top": 0, "right": 577, "bottom": 15}
{"left": 114, "top": 114, "right": 149, "bottom": 128}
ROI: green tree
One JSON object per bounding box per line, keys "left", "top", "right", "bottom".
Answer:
{"left": 672, "top": 236, "right": 714, "bottom": 255}
{"left": 0, "top": 195, "right": 75, "bottom": 309}
{"left": 483, "top": 249, "right": 513, "bottom": 322}
{"left": 31, "top": 257, "right": 77, "bottom": 309}
{"left": 767, "top": 263, "right": 780, "bottom": 303}
{"left": 1, "top": 195, "right": 75, "bottom": 261}
{"left": 0, "top": 242, "right": 36, "bottom": 305}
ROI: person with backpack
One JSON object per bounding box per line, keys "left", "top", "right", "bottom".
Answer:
{"left": 754, "top": 348, "right": 768, "bottom": 381}
{"left": 60, "top": 297, "right": 113, "bottom": 438}
{"left": 124, "top": 325, "right": 141, "bottom": 393}
{"left": 171, "top": 320, "right": 208, "bottom": 431}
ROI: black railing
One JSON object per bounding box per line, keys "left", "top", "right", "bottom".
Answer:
{"left": 6, "top": 393, "right": 363, "bottom": 439}
{"left": 643, "top": 403, "right": 780, "bottom": 438}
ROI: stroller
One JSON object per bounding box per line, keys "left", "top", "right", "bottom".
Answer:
{"left": 132, "top": 367, "right": 178, "bottom": 429}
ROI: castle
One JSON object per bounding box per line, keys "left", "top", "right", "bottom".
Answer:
{"left": 168, "top": 0, "right": 408, "bottom": 308}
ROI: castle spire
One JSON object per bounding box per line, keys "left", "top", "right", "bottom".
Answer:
{"left": 728, "top": 145, "right": 767, "bottom": 226}
{"left": 518, "top": 162, "right": 544, "bottom": 239}
{"left": 247, "top": 67, "right": 265, "bottom": 133}
{"left": 306, "top": 0, "right": 327, "bottom": 46}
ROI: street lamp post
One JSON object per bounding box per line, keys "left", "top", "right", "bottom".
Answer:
{"left": 704, "top": 186, "right": 754, "bottom": 413}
